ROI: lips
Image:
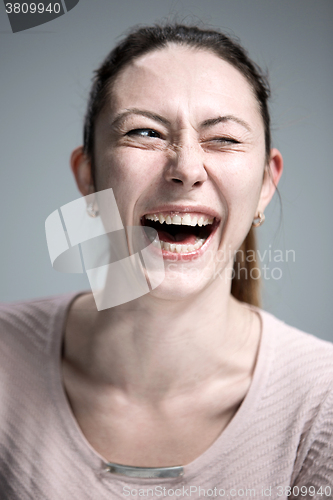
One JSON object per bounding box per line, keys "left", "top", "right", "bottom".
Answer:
{"left": 140, "top": 206, "right": 220, "bottom": 260}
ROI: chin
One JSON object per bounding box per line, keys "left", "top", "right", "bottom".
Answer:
{"left": 146, "top": 261, "right": 218, "bottom": 302}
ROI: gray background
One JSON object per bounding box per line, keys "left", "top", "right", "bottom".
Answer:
{"left": 0, "top": 0, "right": 332, "bottom": 340}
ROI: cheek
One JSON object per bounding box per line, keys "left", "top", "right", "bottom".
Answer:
{"left": 211, "top": 157, "right": 265, "bottom": 252}
{"left": 97, "top": 149, "right": 151, "bottom": 188}
{"left": 213, "top": 156, "right": 264, "bottom": 209}
{"left": 96, "top": 148, "right": 164, "bottom": 217}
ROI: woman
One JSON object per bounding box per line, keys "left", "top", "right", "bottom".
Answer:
{"left": 1, "top": 24, "right": 332, "bottom": 499}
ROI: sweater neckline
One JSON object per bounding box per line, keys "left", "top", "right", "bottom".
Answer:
{"left": 48, "top": 292, "right": 274, "bottom": 484}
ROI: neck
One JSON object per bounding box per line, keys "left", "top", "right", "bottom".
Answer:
{"left": 64, "top": 280, "right": 255, "bottom": 403}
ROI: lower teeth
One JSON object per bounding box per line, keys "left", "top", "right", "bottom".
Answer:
{"left": 159, "top": 238, "right": 206, "bottom": 253}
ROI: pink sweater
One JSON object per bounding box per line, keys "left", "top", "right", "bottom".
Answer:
{"left": 0, "top": 293, "right": 332, "bottom": 499}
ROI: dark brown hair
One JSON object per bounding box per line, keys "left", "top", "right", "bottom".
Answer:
{"left": 83, "top": 24, "right": 273, "bottom": 307}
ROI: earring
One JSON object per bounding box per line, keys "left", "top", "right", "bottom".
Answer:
{"left": 252, "top": 212, "right": 265, "bottom": 227}
{"left": 86, "top": 201, "right": 99, "bottom": 218}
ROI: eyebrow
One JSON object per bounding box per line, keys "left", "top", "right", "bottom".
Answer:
{"left": 111, "top": 109, "right": 171, "bottom": 129}
{"left": 111, "top": 108, "right": 251, "bottom": 133}
{"left": 199, "top": 115, "right": 252, "bottom": 132}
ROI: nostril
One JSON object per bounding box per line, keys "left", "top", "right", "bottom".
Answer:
{"left": 172, "top": 178, "right": 183, "bottom": 184}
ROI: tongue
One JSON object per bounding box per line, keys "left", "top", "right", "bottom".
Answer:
{"left": 157, "top": 230, "right": 198, "bottom": 245}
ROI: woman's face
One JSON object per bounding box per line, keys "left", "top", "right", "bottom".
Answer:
{"left": 90, "top": 45, "right": 279, "bottom": 299}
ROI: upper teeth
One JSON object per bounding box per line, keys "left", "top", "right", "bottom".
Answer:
{"left": 144, "top": 213, "right": 214, "bottom": 226}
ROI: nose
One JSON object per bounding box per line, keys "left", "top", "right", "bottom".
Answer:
{"left": 164, "top": 142, "right": 208, "bottom": 190}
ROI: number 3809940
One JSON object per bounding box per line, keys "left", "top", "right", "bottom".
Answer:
{"left": 5, "top": 3, "right": 61, "bottom": 14}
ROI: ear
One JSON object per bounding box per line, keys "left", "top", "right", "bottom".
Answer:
{"left": 256, "top": 148, "right": 283, "bottom": 214}
{"left": 70, "top": 146, "right": 94, "bottom": 196}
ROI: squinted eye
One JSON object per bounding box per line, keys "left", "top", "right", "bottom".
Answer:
{"left": 127, "top": 129, "right": 161, "bottom": 138}
{"left": 213, "top": 137, "right": 240, "bottom": 144}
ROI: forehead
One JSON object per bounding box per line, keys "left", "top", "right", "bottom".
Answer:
{"left": 106, "top": 45, "right": 262, "bottom": 128}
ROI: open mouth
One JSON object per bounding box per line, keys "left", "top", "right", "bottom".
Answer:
{"left": 141, "top": 212, "right": 218, "bottom": 254}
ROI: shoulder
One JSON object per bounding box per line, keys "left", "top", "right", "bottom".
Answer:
{"left": 256, "top": 308, "right": 333, "bottom": 423}
{"left": 251, "top": 307, "right": 333, "bottom": 409}
{"left": 250, "top": 309, "right": 333, "bottom": 485}
{"left": 259, "top": 308, "right": 333, "bottom": 377}
{"left": 0, "top": 292, "right": 81, "bottom": 354}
